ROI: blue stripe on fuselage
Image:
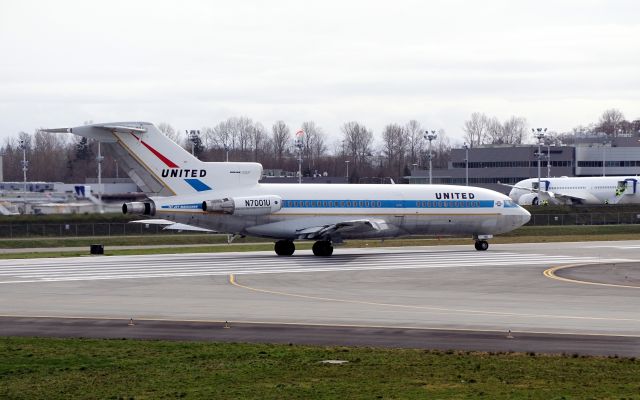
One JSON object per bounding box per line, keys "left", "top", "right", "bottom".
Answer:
{"left": 282, "top": 200, "right": 494, "bottom": 208}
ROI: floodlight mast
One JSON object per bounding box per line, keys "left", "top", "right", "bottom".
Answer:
{"left": 463, "top": 142, "right": 469, "bottom": 186}
{"left": 345, "top": 160, "right": 350, "bottom": 182}
{"left": 294, "top": 130, "right": 304, "bottom": 184}
{"left": 533, "top": 128, "right": 547, "bottom": 205}
{"left": 19, "top": 140, "right": 28, "bottom": 194}
{"left": 424, "top": 130, "right": 438, "bottom": 184}
{"left": 97, "top": 141, "right": 103, "bottom": 210}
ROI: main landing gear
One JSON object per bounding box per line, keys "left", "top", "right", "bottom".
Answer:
{"left": 474, "top": 240, "right": 489, "bottom": 251}
{"left": 274, "top": 240, "right": 334, "bottom": 256}
{"left": 274, "top": 240, "right": 295, "bottom": 256}
{"left": 312, "top": 240, "right": 334, "bottom": 257}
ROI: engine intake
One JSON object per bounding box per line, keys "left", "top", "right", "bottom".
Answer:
{"left": 122, "top": 201, "right": 156, "bottom": 216}
{"left": 202, "top": 195, "right": 282, "bottom": 216}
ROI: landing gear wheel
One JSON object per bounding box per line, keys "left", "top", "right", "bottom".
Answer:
{"left": 274, "top": 240, "right": 295, "bottom": 256}
{"left": 474, "top": 240, "right": 489, "bottom": 251}
{"left": 312, "top": 240, "right": 334, "bottom": 257}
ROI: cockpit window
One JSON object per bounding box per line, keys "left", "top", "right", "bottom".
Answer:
{"left": 503, "top": 200, "right": 518, "bottom": 208}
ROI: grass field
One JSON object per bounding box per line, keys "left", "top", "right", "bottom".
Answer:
{"left": 1, "top": 225, "right": 640, "bottom": 259}
{"left": 1, "top": 337, "right": 639, "bottom": 399}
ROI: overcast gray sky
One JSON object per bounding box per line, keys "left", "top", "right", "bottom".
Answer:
{"left": 1, "top": 0, "right": 638, "bottom": 144}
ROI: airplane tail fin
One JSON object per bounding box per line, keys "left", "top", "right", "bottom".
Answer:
{"left": 42, "top": 122, "right": 262, "bottom": 196}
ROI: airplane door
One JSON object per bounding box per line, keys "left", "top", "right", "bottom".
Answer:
{"left": 619, "top": 179, "right": 637, "bottom": 194}
{"left": 532, "top": 180, "right": 550, "bottom": 191}
{"left": 393, "top": 194, "right": 413, "bottom": 232}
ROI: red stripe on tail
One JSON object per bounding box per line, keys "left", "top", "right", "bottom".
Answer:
{"left": 130, "top": 132, "right": 179, "bottom": 168}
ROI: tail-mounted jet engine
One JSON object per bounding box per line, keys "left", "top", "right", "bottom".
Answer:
{"left": 122, "top": 201, "right": 156, "bottom": 216}
{"left": 202, "top": 195, "right": 282, "bottom": 216}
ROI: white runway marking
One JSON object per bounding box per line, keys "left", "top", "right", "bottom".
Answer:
{"left": 590, "top": 245, "right": 640, "bottom": 250}
{"left": 0, "top": 250, "right": 633, "bottom": 284}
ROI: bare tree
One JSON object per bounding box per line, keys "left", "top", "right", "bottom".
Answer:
{"left": 157, "top": 122, "right": 179, "bottom": 143}
{"left": 341, "top": 121, "right": 374, "bottom": 181}
{"left": 405, "top": 120, "right": 424, "bottom": 166}
{"left": 300, "top": 121, "right": 327, "bottom": 173}
{"left": 30, "top": 130, "right": 69, "bottom": 181}
{"left": 502, "top": 116, "right": 528, "bottom": 144}
{"left": 209, "top": 119, "right": 233, "bottom": 156}
{"left": 597, "top": 108, "right": 626, "bottom": 136}
{"left": 467, "top": 113, "right": 528, "bottom": 145}
{"left": 271, "top": 120, "right": 291, "bottom": 165}
{"left": 433, "top": 129, "right": 451, "bottom": 168}
{"left": 0, "top": 136, "right": 21, "bottom": 181}
{"left": 234, "top": 116, "right": 254, "bottom": 156}
{"left": 250, "top": 122, "right": 268, "bottom": 162}
{"left": 463, "top": 112, "right": 490, "bottom": 147}
{"left": 381, "top": 123, "right": 407, "bottom": 180}
{"left": 484, "top": 116, "right": 503, "bottom": 144}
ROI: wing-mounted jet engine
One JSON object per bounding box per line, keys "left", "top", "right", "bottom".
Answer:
{"left": 202, "top": 195, "right": 282, "bottom": 216}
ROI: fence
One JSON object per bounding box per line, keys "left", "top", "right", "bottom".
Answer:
{"left": 0, "top": 223, "right": 179, "bottom": 239}
{"left": 526, "top": 212, "right": 640, "bottom": 226}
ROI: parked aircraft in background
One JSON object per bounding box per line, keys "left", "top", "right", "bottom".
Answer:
{"left": 503, "top": 176, "right": 640, "bottom": 205}
{"left": 43, "top": 122, "right": 530, "bottom": 256}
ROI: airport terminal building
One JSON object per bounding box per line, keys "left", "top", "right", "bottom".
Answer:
{"left": 408, "top": 135, "right": 640, "bottom": 193}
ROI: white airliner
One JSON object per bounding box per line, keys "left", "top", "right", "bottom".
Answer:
{"left": 504, "top": 176, "right": 640, "bottom": 206}
{"left": 43, "top": 122, "right": 530, "bottom": 256}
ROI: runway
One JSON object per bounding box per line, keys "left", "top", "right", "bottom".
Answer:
{"left": 1, "top": 241, "right": 639, "bottom": 355}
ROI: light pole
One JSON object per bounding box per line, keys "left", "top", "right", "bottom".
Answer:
{"left": 424, "top": 130, "right": 437, "bottom": 184}
{"left": 602, "top": 139, "right": 607, "bottom": 177}
{"left": 19, "top": 139, "right": 28, "bottom": 194}
{"left": 345, "top": 160, "right": 350, "bottom": 182}
{"left": 295, "top": 130, "right": 304, "bottom": 184}
{"left": 96, "top": 140, "right": 104, "bottom": 208}
{"left": 187, "top": 130, "right": 200, "bottom": 157}
{"left": 546, "top": 143, "right": 553, "bottom": 178}
{"left": 463, "top": 142, "right": 469, "bottom": 186}
{"left": 533, "top": 128, "right": 547, "bottom": 204}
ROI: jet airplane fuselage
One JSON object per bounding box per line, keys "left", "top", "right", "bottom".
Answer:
{"left": 152, "top": 183, "right": 529, "bottom": 240}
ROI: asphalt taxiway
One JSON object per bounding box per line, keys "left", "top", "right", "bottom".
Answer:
{"left": 1, "top": 241, "right": 639, "bottom": 356}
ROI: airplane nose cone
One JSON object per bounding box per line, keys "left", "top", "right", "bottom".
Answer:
{"left": 519, "top": 207, "right": 531, "bottom": 226}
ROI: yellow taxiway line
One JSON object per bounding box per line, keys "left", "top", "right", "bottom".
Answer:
{"left": 544, "top": 264, "right": 640, "bottom": 290}
{"left": 229, "top": 273, "right": 640, "bottom": 323}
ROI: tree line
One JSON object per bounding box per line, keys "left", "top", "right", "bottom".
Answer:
{"left": 1, "top": 119, "right": 451, "bottom": 184}
{"left": 1, "top": 109, "right": 637, "bottom": 184}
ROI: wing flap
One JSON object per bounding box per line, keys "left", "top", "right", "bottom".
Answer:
{"left": 297, "top": 219, "right": 389, "bottom": 240}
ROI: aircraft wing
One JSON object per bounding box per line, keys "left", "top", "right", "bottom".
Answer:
{"left": 295, "top": 219, "right": 390, "bottom": 240}
{"left": 546, "top": 191, "right": 599, "bottom": 204}
{"left": 498, "top": 182, "right": 532, "bottom": 191}
{"left": 131, "top": 219, "right": 214, "bottom": 232}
